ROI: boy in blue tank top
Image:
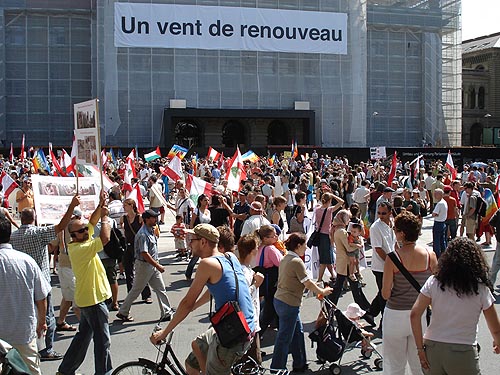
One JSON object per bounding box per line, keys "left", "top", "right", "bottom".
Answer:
{"left": 151, "top": 224, "right": 254, "bottom": 375}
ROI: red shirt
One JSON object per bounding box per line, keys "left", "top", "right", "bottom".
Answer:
{"left": 443, "top": 196, "right": 458, "bottom": 220}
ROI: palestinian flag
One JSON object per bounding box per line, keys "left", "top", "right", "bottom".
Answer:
{"left": 144, "top": 146, "right": 161, "bottom": 162}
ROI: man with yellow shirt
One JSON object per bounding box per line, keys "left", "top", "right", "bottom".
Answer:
{"left": 57, "top": 191, "right": 112, "bottom": 375}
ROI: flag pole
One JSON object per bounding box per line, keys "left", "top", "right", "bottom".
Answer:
{"left": 95, "top": 99, "right": 104, "bottom": 190}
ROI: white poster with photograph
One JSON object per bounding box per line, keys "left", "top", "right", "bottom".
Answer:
{"left": 32, "top": 175, "right": 100, "bottom": 225}
{"left": 370, "top": 146, "right": 386, "bottom": 160}
{"left": 74, "top": 99, "right": 100, "bottom": 167}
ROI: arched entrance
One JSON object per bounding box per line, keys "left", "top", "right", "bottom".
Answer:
{"left": 470, "top": 123, "right": 482, "bottom": 146}
{"left": 222, "top": 120, "right": 245, "bottom": 147}
{"left": 267, "top": 120, "right": 288, "bottom": 145}
{"left": 174, "top": 120, "right": 201, "bottom": 148}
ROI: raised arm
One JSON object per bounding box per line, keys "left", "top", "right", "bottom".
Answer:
{"left": 55, "top": 195, "right": 81, "bottom": 233}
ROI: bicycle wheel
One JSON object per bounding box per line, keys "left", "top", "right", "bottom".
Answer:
{"left": 112, "top": 360, "right": 158, "bottom": 375}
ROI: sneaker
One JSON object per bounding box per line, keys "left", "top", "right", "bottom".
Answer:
{"left": 40, "top": 351, "right": 63, "bottom": 361}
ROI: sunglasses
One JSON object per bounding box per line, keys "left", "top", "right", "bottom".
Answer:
{"left": 71, "top": 226, "right": 89, "bottom": 234}
{"left": 377, "top": 211, "right": 389, "bottom": 215}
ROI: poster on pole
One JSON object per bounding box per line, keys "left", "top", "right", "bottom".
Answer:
{"left": 74, "top": 99, "right": 100, "bottom": 167}
{"left": 32, "top": 175, "right": 100, "bottom": 225}
{"left": 370, "top": 146, "right": 386, "bottom": 160}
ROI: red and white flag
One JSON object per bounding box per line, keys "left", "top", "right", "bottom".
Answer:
{"left": 445, "top": 151, "right": 457, "bottom": 181}
{"left": 186, "top": 174, "right": 213, "bottom": 204}
{"left": 9, "top": 143, "right": 13, "bottom": 162}
{"left": 101, "top": 149, "right": 107, "bottom": 167}
{"left": 387, "top": 151, "right": 397, "bottom": 186}
{"left": 67, "top": 132, "right": 78, "bottom": 176}
{"left": 164, "top": 154, "right": 183, "bottom": 181}
{"left": 226, "top": 147, "right": 247, "bottom": 192}
{"left": 128, "top": 183, "right": 145, "bottom": 213}
{"left": 123, "top": 157, "right": 136, "bottom": 193}
{"left": 207, "top": 147, "right": 221, "bottom": 162}
{"left": 0, "top": 171, "right": 19, "bottom": 200}
{"left": 49, "top": 147, "right": 66, "bottom": 177}
{"left": 217, "top": 152, "right": 224, "bottom": 169}
{"left": 127, "top": 149, "right": 135, "bottom": 161}
{"left": 20, "top": 134, "right": 25, "bottom": 162}
{"left": 496, "top": 175, "right": 500, "bottom": 208}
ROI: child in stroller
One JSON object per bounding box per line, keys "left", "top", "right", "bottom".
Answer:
{"left": 309, "top": 298, "right": 383, "bottom": 374}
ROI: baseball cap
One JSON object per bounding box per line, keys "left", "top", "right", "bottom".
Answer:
{"left": 142, "top": 209, "right": 160, "bottom": 220}
{"left": 383, "top": 187, "right": 395, "bottom": 193}
{"left": 185, "top": 224, "right": 220, "bottom": 243}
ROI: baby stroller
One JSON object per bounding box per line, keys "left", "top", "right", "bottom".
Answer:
{"left": 309, "top": 298, "right": 383, "bottom": 374}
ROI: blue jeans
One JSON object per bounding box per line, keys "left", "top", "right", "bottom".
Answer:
{"left": 58, "top": 302, "right": 112, "bottom": 375}
{"left": 270, "top": 298, "right": 306, "bottom": 370}
{"left": 39, "top": 292, "right": 56, "bottom": 356}
{"left": 433, "top": 221, "right": 447, "bottom": 257}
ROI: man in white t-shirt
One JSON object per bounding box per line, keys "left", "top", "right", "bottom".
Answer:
{"left": 367, "top": 201, "right": 395, "bottom": 321}
{"left": 432, "top": 188, "right": 448, "bottom": 257}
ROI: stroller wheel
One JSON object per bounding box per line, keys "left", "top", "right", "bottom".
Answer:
{"left": 361, "top": 348, "right": 373, "bottom": 359}
{"left": 329, "top": 364, "right": 342, "bottom": 375}
{"left": 374, "top": 358, "right": 383, "bottom": 371}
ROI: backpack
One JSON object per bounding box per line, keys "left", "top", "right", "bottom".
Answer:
{"left": 288, "top": 206, "right": 305, "bottom": 234}
{"left": 0, "top": 340, "right": 30, "bottom": 375}
{"left": 103, "top": 224, "right": 127, "bottom": 260}
{"left": 474, "top": 195, "right": 487, "bottom": 218}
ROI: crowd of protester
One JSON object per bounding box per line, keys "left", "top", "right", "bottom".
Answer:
{"left": 1, "top": 150, "right": 500, "bottom": 375}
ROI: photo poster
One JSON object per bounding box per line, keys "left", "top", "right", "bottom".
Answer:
{"left": 370, "top": 146, "right": 386, "bottom": 160}
{"left": 32, "top": 175, "right": 100, "bottom": 225}
{"left": 74, "top": 99, "right": 101, "bottom": 172}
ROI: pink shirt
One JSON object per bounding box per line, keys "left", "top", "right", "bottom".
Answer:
{"left": 256, "top": 245, "right": 283, "bottom": 268}
{"left": 314, "top": 206, "right": 335, "bottom": 234}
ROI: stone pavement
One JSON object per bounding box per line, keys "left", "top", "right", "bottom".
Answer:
{"left": 39, "top": 210, "right": 500, "bottom": 375}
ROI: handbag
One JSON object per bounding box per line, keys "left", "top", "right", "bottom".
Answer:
{"left": 210, "top": 254, "right": 252, "bottom": 348}
{"left": 387, "top": 251, "right": 432, "bottom": 325}
{"left": 288, "top": 206, "right": 305, "bottom": 233}
{"left": 253, "top": 246, "right": 279, "bottom": 298}
{"left": 307, "top": 207, "right": 328, "bottom": 248}
{"left": 309, "top": 324, "right": 345, "bottom": 363}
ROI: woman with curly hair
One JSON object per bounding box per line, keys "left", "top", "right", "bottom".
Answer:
{"left": 410, "top": 237, "right": 500, "bottom": 374}
{"left": 382, "top": 211, "right": 438, "bottom": 374}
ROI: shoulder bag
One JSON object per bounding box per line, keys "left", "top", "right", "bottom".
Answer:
{"left": 387, "top": 251, "right": 432, "bottom": 325}
{"left": 289, "top": 206, "right": 305, "bottom": 233}
{"left": 307, "top": 207, "right": 328, "bottom": 248}
{"left": 210, "top": 254, "right": 252, "bottom": 348}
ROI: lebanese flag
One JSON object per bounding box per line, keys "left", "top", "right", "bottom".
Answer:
{"left": 207, "top": 147, "right": 221, "bottom": 162}
{"left": 101, "top": 149, "right": 107, "bottom": 167}
{"left": 49, "top": 148, "right": 67, "bottom": 177}
{"left": 218, "top": 152, "right": 224, "bottom": 169}
{"left": 226, "top": 147, "right": 247, "bottom": 192}
{"left": 127, "top": 183, "right": 145, "bottom": 213}
{"left": 123, "top": 157, "right": 136, "bottom": 192}
{"left": 186, "top": 174, "right": 213, "bottom": 204}
{"left": 9, "top": 143, "right": 13, "bottom": 162}
{"left": 0, "top": 171, "right": 19, "bottom": 200}
{"left": 164, "top": 154, "right": 183, "bottom": 181}
{"left": 67, "top": 132, "right": 78, "bottom": 176}
{"left": 445, "top": 151, "right": 457, "bottom": 181}
{"left": 387, "top": 151, "right": 397, "bottom": 186}
{"left": 20, "top": 134, "right": 25, "bottom": 162}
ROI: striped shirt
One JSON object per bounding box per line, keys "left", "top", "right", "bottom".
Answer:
{"left": 10, "top": 224, "right": 57, "bottom": 284}
{"left": 0, "top": 244, "right": 51, "bottom": 344}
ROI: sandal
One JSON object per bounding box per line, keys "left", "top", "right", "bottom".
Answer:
{"left": 116, "top": 313, "right": 134, "bottom": 322}
{"left": 56, "top": 321, "right": 77, "bottom": 332}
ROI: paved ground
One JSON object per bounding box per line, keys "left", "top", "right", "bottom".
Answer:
{"left": 38, "top": 210, "right": 500, "bottom": 375}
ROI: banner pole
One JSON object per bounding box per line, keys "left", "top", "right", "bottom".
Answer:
{"left": 95, "top": 99, "right": 104, "bottom": 190}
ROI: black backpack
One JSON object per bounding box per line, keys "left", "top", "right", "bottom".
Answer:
{"left": 474, "top": 195, "right": 487, "bottom": 218}
{"left": 103, "top": 225, "right": 127, "bottom": 260}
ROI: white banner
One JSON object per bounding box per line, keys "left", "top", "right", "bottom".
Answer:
{"left": 115, "top": 3, "right": 347, "bottom": 54}
{"left": 32, "top": 175, "right": 100, "bottom": 225}
{"left": 370, "top": 146, "right": 386, "bottom": 160}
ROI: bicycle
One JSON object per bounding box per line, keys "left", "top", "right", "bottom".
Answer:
{"left": 112, "top": 326, "right": 288, "bottom": 375}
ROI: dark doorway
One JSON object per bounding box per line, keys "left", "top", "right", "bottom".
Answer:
{"left": 222, "top": 120, "right": 245, "bottom": 147}
{"left": 470, "top": 123, "right": 482, "bottom": 146}
{"left": 268, "top": 120, "right": 288, "bottom": 145}
{"left": 174, "top": 120, "right": 200, "bottom": 148}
